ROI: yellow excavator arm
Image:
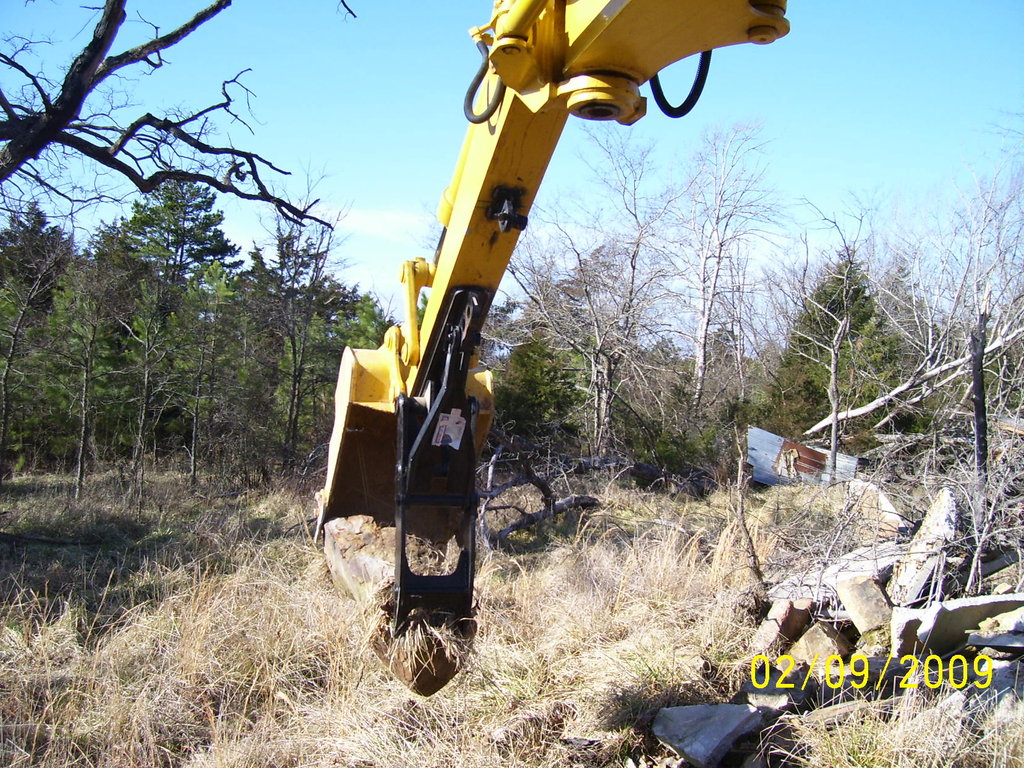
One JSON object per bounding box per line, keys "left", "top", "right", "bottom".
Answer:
{"left": 317, "top": 0, "right": 788, "bottom": 695}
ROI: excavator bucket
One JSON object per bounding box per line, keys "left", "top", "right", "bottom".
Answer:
{"left": 316, "top": 337, "right": 492, "bottom": 696}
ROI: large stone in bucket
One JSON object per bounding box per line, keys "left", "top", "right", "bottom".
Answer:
{"left": 323, "top": 515, "right": 394, "bottom": 602}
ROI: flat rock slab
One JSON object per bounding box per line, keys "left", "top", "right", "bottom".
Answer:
{"left": 653, "top": 704, "right": 763, "bottom": 768}
{"left": 966, "top": 631, "right": 1024, "bottom": 651}
{"left": 968, "top": 607, "right": 1024, "bottom": 651}
{"left": 737, "top": 660, "right": 817, "bottom": 712}
{"left": 978, "top": 605, "right": 1024, "bottom": 633}
{"left": 977, "top": 661, "right": 1024, "bottom": 711}
{"left": 790, "top": 622, "right": 854, "bottom": 666}
{"left": 769, "top": 541, "right": 903, "bottom": 603}
{"left": 896, "top": 593, "right": 1024, "bottom": 656}
{"left": 887, "top": 488, "right": 958, "bottom": 606}
{"left": 749, "top": 598, "right": 814, "bottom": 653}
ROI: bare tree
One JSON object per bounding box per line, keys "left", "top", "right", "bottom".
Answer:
{"left": 510, "top": 130, "right": 676, "bottom": 456}
{"left": 806, "top": 158, "right": 1024, "bottom": 435}
{"left": 769, "top": 211, "right": 876, "bottom": 477}
{"left": 244, "top": 214, "right": 349, "bottom": 469}
{"left": 50, "top": 255, "right": 125, "bottom": 498}
{"left": 1, "top": 1, "right": 339, "bottom": 222}
{"left": 508, "top": 126, "right": 780, "bottom": 459}
{"left": 661, "top": 124, "right": 779, "bottom": 412}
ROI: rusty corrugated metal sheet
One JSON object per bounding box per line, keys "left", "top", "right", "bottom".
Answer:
{"left": 747, "top": 426, "right": 858, "bottom": 486}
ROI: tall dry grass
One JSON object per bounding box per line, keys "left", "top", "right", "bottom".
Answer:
{"left": 1, "top": 474, "right": 1021, "bottom": 767}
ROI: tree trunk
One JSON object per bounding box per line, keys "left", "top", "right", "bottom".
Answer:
{"left": 0, "top": 306, "right": 30, "bottom": 487}
{"left": 970, "top": 307, "right": 989, "bottom": 525}
{"left": 73, "top": 349, "right": 93, "bottom": 501}
{"left": 591, "top": 357, "right": 616, "bottom": 457}
{"left": 189, "top": 378, "right": 201, "bottom": 487}
{"left": 826, "top": 316, "right": 850, "bottom": 481}
{"left": 692, "top": 245, "right": 724, "bottom": 411}
{"left": 283, "top": 334, "right": 304, "bottom": 470}
{"left": 188, "top": 341, "right": 208, "bottom": 488}
{"left": 131, "top": 355, "right": 151, "bottom": 509}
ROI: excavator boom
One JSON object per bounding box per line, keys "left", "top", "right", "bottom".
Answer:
{"left": 317, "top": 0, "right": 789, "bottom": 695}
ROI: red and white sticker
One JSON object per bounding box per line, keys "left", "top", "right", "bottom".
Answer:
{"left": 431, "top": 408, "right": 467, "bottom": 450}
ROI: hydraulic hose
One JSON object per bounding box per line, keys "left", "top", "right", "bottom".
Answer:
{"left": 464, "top": 41, "right": 507, "bottom": 124}
{"left": 650, "top": 50, "right": 712, "bottom": 118}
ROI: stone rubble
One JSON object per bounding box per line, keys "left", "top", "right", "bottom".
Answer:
{"left": 650, "top": 483, "right": 1023, "bottom": 767}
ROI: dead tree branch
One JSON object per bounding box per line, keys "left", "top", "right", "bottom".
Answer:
{"left": 492, "top": 495, "right": 600, "bottom": 540}
{"left": 804, "top": 324, "right": 1024, "bottom": 435}
{"left": 0, "top": 1, "right": 328, "bottom": 223}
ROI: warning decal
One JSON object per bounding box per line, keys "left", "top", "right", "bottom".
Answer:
{"left": 431, "top": 408, "right": 467, "bottom": 450}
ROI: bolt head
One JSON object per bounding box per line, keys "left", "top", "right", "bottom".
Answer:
{"left": 748, "top": 25, "right": 779, "bottom": 44}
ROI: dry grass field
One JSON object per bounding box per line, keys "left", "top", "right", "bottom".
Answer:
{"left": 1, "top": 473, "right": 1021, "bottom": 767}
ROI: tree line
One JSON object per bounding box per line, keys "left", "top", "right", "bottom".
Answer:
{"left": 0, "top": 181, "right": 389, "bottom": 499}
{"left": 2, "top": 125, "right": 1021, "bottom": 501}
{"left": 492, "top": 125, "right": 1023, "bottom": 479}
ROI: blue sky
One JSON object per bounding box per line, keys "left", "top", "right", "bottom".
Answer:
{"left": 6, "top": 2, "right": 1023, "bottom": 309}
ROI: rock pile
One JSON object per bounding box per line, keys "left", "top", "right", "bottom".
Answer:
{"left": 652, "top": 482, "right": 1023, "bottom": 768}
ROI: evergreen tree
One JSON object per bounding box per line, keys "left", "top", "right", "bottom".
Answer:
{"left": 114, "top": 182, "right": 239, "bottom": 497}
{"left": 124, "top": 181, "right": 240, "bottom": 294}
{"left": 170, "top": 260, "right": 237, "bottom": 485}
{"left": 0, "top": 205, "right": 72, "bottom": 480}
{"left": 764, "top": 253, "right": 902, "bottom": 449}
{"left": 494, "top": 333, "right": 582, "bottom": 444}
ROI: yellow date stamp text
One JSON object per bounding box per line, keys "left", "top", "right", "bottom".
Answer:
{"left": 750, "top": 653, "right": 994, "bottom": 691}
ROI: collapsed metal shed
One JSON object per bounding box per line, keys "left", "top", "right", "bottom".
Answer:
{"left": 746, "top": 426, "right": 858, "bottom": 486}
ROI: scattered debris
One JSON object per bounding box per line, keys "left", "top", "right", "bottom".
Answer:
{"left": 650, "top": 476, "right": 1023, "bottom": 767}
{"left": 746, "top": 426, "right": 858, "bottom": 486}
{"left": 976, "top": 660, "right": 1024, "bottom": 715}
{"left": 769, "top": 541, "right": 903, "bottom": 603}
{"left": 893, "top": 593, "right": 1024, "bottom": 656}
{"left": 979, "top": 550, "right": 1021, "bottom": 580}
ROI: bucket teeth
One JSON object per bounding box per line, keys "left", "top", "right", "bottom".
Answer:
{"left": 370, "top": 607, "right": 476, "bottom": 696}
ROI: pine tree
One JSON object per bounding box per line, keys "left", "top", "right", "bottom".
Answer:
{"left": 124, "top": 181, "right": 240, "bottom": 296}
{"left": 0, "top": 205, "right": 72, "bottom": 480}
{"left": 494, "top": 333, "right": 582, "bottom": 444}
{"left": 115, "top": 182, "right": 239, "bottom": 497}
{"left": 764, "top": 252, "right": 902, "bottom": 455}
